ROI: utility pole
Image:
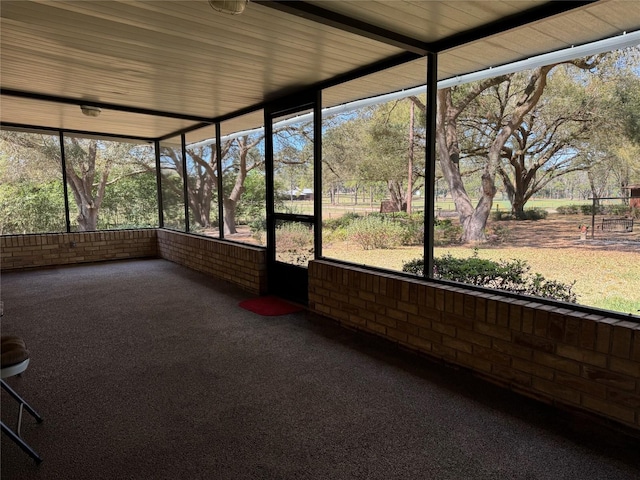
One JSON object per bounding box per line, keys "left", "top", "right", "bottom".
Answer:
{"left": 407, "top": 100, "right": 415, "bottom": 213}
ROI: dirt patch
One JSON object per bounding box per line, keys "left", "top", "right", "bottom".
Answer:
{"left": 485, "top": 214, "right": 640, "bottom": 253}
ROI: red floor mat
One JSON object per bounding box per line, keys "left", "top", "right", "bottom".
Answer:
{"left": 238, "top": 295, "right": 304, "bottom": 316}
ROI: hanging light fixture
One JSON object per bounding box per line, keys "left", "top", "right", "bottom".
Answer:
{"left": 208, "top": 0, "right": 248, "bottom": 15}
{"left": 80, "top": 105, "right": 102, "bottom": 117}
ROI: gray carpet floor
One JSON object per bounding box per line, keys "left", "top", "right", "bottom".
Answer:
{"left": 0, "top": 258, "right": 638, "bottom": 480}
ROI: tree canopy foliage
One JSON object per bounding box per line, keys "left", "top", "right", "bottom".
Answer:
{"left": 0, "top": 131, "right": 156, "bottom": 233}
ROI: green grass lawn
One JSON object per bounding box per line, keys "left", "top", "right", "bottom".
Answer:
{"left": 437, "top": 246, "right": 640, "bottom": 314}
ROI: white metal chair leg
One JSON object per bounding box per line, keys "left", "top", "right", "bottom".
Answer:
{"left": 1, "top": 336, "right": 44, "bottom": 464}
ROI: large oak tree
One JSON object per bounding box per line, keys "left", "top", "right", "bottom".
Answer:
{"left": 413, "top": 58, "right": 599, "bottom": 242}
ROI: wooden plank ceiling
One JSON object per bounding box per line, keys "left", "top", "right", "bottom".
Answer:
{"left": 1, "top": 0, "right": 639, "bottom": 142}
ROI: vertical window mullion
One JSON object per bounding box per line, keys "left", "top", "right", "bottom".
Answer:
{"left": 424, "top": 52, "right": 438, "bottom": 279}
{"left": 59, "top": 131, "right": 71, "bottom": 233}
{"left": 181, "top": 134, "right": 189, "bottom": 232}
{"left": 216, "top": 123, "right": 224, "bottom": 239}
{"left": 314, "top": 90, "right": 322, "bottom": 259}
{"left": 264, "top": 108, "right": 275, "bottom": 263}
{"left": 155, "top": 140, "right": 164, "bottom": 228}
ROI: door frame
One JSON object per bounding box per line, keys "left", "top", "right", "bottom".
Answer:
{"left": 264, "top": 92, "right": 321, "bottom": 305}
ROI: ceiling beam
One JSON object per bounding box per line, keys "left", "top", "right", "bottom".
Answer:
{"left": 253, "top": 0, "right": 431, "bottom": 55}
{"left": 256, "top": 1, "right": 596, "bottom": 57}
{"left": 1, "top": 89, "right": 214, "bottom": 123}
{"left": 427, "top": 1, "right": 596, "bottom": 52}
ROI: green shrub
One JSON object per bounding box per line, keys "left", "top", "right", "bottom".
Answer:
{"left": 390, "top": 211, "right": 410, "bottom": 220}
{"left": 249, "top": 217, "right": 267, "bottom": 235}
{"left": 402, "top": 257, "right": 426, "bottom": 276}
{"left": 327, "top": 211, "right": 361, "bottom": 230}
{"left": 581, "top": 204, "right": 605, "bottom": 215}
{"left": 336, "top": 212, "right": 425, "bottom": 246}
{"left": 487, "top": 223, "right": 512, "bottom": 244}
{"left": 275, "top": 222, "right": 314, "bottom": 265}
{"left": 346, "top": 216, "right": 403, "bottom": 250}
{"left": 402, "top": 251, "right": 577, "bottom": 303}
{"left": 0, "top": 181, "right": 67, "bottom": 234}
{"left": 322, "top": 226, "right": 348, "bottom": 243}
{"left": 400, "top": 217, "right": 425, "bottom": 245}
{"left": 276, "top": 222, "right": 313, "bottom": 248}
{"left": 342, "top": 211, "right": 362, "bottom": 222}
{"left": 556, "top": 205, "right": 581, "bottom": 215}
{"left": 433, "top": 218, "right": 462, "bottom": 246}
{"left": 556, "top": 204, "right": 607, "bottom": 215}
{"left": 491, "top": 209, "right": 512, "bottom": 221}
{"left": 603, "top": 204, "right": 632, "bottom": 216}
{"left": 366, "top": 211, "right": 387, "bottom": 220}
{"left": 521, "top": 207, "right": 548, "bottom": 220}
{"left": 491, "top": 207, "right": 547, "bottom": 221}
{"left": 323, "top": 217, "right": 343, "bottom": 231}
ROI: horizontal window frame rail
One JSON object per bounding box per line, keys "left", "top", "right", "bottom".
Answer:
{"left": 1, "top": 122, "right": 156, "bottom": 144}
{"left": 158, "top": 227, "right": 267, "bottom": 250}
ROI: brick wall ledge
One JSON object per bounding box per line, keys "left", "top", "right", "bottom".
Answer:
{"left": 0, "top": 230, "right": 157, "bottom": 271}
{"left": 156, "top": 229, "right": 267, "bottom": 295}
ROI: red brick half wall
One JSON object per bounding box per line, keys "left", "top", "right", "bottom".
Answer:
{"left": 1, "top": 230, "right": 157, "bottom": 270}
{"left": 157, "top": 229, "right": 267, "bottom": 295}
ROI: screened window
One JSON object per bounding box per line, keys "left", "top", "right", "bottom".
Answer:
{"left": 425, "top": 47, "right": 640, "bottom": 314}
{"left": 220, "top": 111, "right": 266, "bottom": 245}
{"left": 321, "top": 59, "right": 428, "bottom": 270}
{"left": 184, "top": 128, "right": 220, "bottom": 237}
{"left": 62, "top": 135, "right": 157, "bottom": 231}
{"left": 0, "top": 128, "right": 66, "bottom": 234}
{"left": 159, "top": 136, "right": 186, "bottom": 231}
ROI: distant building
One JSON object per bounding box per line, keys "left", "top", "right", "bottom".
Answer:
{"left": 624, "top": 185, "right": 640, "bottom": 209}
{"left": 283, "top": 189, "right": 314, "bottom": 200}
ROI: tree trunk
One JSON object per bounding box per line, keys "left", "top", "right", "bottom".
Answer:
{"left": 462, "top": 210, "right": 488, "bottom": 243}
{"left": 76, "top": 203, "right": 99, "bottom": 231}
{"left": 223, "top": 140, "right": 249, "bottom": 234}
{"left": 223, "top": 198, "right": 237, "bottom": 234}
{"left": 195, "top": 203, "right": 212, "bottom": 228}
{"left": 435, "top": 89, "right": 476, "bottom": 242}
{"left": 66, "top": 139, "right": 107, "bottom": 231}
{"left": 387, "top": 180, "right": 405, "bottom": 212}
{"left": 587, "top": 170, "right": 601, "bottom": 209}
{"left": 512, "top": 200, "right": 526, "bottom": 220}
{"left": 188, "top": 183, "right": 213, "bottom": 229}
{"left": 461, "top": 173, "right": 495, "bottom": 243}
{"left": 498, "top": 165, "right": 525, "bottom": 219}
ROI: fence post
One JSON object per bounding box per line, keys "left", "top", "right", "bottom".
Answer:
{"left": 591, "top": 197, "right": 596, "bottom": 239}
